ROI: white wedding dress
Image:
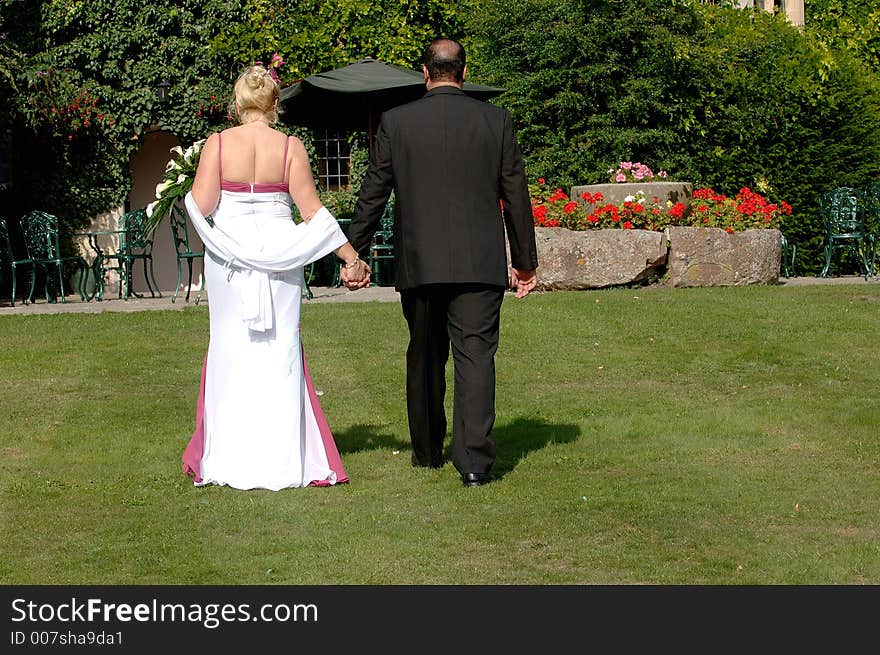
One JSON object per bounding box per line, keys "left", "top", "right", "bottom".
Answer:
{"left": 181, "top": 186, "right": 349, "bottom": 491}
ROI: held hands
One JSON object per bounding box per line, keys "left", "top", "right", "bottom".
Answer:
{"left": 341, "top": 255, "right": 371, "bottom": 290}
{"left": 509, "top": 267, "right": 538, "bottom": 299}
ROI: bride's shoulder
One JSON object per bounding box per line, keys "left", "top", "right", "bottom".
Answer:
{"left": 273, "top": 129, "right": 301, "bottom": 143}
{"left": 281, "top": 132, "right": 308, "bottom": 154}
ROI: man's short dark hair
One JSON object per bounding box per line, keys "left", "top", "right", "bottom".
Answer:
{"left": 422, "top": 38, "right": 466, "bottom": 83}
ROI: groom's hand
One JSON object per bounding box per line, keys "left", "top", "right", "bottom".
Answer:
{"left": 511, "top": 268, "right": 537, "bottom": 299}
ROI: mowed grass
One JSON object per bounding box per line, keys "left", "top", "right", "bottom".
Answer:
{"left": 1, "top": 284, "right": 879, "bottom": 584}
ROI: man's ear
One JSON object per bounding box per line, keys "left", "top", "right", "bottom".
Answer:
{"left": 462, "top": 65, "right": 467, "bottom": 82}
{"left": 422, "top": 65, "right": 429, "bottom": 84}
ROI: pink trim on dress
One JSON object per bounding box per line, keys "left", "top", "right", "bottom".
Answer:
{"left": 302, "top": 344, "right": 350, "bottom": 486}
{"left": 220, "top": 181, "right": 290, "bottom": 193}
{"left": 181, "top": 351, "right": 208, "bottom": 483}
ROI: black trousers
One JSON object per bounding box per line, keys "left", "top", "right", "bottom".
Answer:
{"left": 400, "top": 283, "right": 505, "bottom": 475}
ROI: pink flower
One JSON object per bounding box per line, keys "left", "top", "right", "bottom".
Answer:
{"left": 271, "top": 52, "right": 285, "bottom": 67}
{"left": 616, "top": 173, "right": 627, "bottom": 182}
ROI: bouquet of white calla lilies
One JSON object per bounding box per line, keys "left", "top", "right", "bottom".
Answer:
{"left": 145, "top": 138, "right": 206, "bottom": 233}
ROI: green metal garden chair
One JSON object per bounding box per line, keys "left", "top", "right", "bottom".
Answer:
{"left": 819, "top": 187, "right": 875, "bottom": 280}
{"left": 368, "top": 194, "right": 395, "bottom": 286}
{"left": 116, "top": 207, "right": 161, "bottom": 300}
{"left": 780, "top": 233, "right": 797, "bottom": 278}
{"left": 169, "top": 204, "right": 204, "bottom": 304}
{"left": 862, "top": 181, "right": 880, "bottom": 275}
{"left": 0, "top": 217, "right": 35, "bottom": 306}
{"left": 19, "top": 210, "right": 88, "bottom": 303}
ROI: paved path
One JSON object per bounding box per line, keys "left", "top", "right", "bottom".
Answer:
{"left": 775, "top": 275, "right": 878, "bottom": 287}
{"left": 1, "top": 276, "right": 876, "bottom": 316}
{"left": 0, "top": 285, "right": 401, "bottom": 316}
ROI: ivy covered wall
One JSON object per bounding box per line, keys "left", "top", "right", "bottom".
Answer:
{"left": 0, "top": 0, "right": 463, "bottom": 234}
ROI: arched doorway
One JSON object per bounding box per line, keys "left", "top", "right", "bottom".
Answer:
{"left": 128, "top": 129, "right": 204, "bottom": 295}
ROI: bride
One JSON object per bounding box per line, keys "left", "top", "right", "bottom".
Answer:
{"left": 180, "top": 63, "right": 370, "bottom": 490}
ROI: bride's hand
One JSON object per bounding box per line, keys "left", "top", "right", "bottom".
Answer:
{"left": 341, "top": 260, "right": 371, "bottom": 289}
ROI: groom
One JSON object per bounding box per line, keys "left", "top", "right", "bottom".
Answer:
{"left": 344, "top": 38, "right": 538, "bottom": 487}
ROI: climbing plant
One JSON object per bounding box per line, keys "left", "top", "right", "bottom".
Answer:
{"left": 0, "top": 0, "right": 463, "bottom": 229}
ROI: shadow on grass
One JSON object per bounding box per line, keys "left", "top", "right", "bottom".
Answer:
{"left": 488, "top": 417, "right": 581, "bottom": 480}
{"left": 335, "top": 417, "right": 580, "bottom": 480}
{"left": 335, "top": 424, "right": 408, "bottom": 455}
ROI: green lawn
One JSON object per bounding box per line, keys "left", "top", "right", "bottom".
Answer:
{"left": 1, "top": 284, "right": 879, "bottom": 584}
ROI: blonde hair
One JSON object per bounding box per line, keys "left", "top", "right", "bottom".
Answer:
{"left": 229, "top": 64, "right": 280, "bottom": 125}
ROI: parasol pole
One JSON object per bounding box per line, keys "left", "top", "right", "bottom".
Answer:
{"left": 367, "top": 108, "right": 374, "bottom": 158}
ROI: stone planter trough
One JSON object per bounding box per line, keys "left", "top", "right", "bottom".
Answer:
{"left": 530, "top": 225, "right": 782, "bottom": 291}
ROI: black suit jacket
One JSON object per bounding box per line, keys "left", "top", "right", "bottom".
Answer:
{"left": 347, "top": 85, "right": 538, "bottom": 290}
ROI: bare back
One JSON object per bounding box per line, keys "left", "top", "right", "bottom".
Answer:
{"left": 219, "top": 124, "right": 289, "bottom": 185}
{"left": 191, "top": 123, "right": 323, "bottom": 220}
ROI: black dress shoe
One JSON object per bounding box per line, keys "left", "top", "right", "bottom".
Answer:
{"left": 461, "top": 472, "right": 492, "bottom": 487}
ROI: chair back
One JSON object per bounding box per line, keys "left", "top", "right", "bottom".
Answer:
{"left": 20, "top": 211, "right": 62, "bottom": 261}
{"left": 820, "top": 187, "right": 864, "bottom": 237}
{"left": 863, "top": 181, "right": 880, "bottom": 232}
{"left": 169, "top": 204, "right": 201, "bottom": 256}
{"left": 0, "top": 218, "right": 14, "bottom": 264}
{"left": 119, "top": 208, "right": 153, "bottom": 254}
{"left": 377, "top": 194, "right": 395, "bottom": 238}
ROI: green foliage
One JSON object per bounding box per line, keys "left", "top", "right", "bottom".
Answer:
{"left": 0, "top": 0, "right": 462, "bottom": 234}
{"left": 2, "top": 1, "right": 237, "bottom": 230}
{"left": 682, "top": 6, "right": 880, "bottom": 273}
{"left": 210, "top": 0, "right": 463, "bottom": 81}
{"left": 468, "top": 0, "right": 880, "bottom": 275}
{"left": 805, "top": 0, "right": 880, "bottom": 76}
{"left": 466, "top": 0, "right": 704, "bottom": 186}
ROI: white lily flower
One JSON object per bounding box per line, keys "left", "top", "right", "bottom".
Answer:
{"left": 156, "top": 180, "right": 173, "bottom": 197}
{"left": 165, "top": 159, "right": 181, "bottom": 172}
{"left": 177, "top": 173, "right": 187, "bottom": 184}
{"left": 170, "top": 145, "right": 184, "bottom": 157}
{"left": 146, "top": 200, "right": 158, "bottom": 218}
